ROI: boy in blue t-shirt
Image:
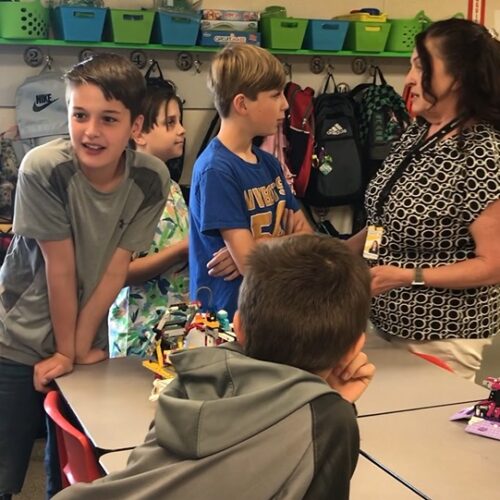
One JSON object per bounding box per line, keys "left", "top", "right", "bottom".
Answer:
{"left": 189, "top": 44, "right": 313, "bottom": 317}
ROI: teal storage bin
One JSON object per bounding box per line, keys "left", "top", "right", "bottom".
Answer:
{"left": 152, "top": 10, "right": 201, "bottom": 46}
{"left": 52, "top": 6, "right": 107, "bottom": 42}
{"left": 303, "top": 19, "right": 349, "bottom": 50}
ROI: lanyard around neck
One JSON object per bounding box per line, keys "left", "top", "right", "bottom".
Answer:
{"left": 374, "top": 117, "right": 463, "bottom": 222}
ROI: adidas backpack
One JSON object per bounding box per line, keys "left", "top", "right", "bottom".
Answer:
{"left": 303, "top": 74, "right": 363, "bottom": 207}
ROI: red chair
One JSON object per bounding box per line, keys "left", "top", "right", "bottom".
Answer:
{"left": 412, "top": 351, "right": 454, "bottom": 373}
{"left": 44, "top": 390, "right": 103, "bottom": 487}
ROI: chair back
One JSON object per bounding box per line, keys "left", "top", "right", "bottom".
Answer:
{"left": 44, "top": 390, "right": 102, "bottom": 485}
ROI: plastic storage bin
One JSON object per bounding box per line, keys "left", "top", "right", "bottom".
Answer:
{"left": 152, "top": 10, "right": 201, "bottom": 45}
{"left": 0, "top": 0, "right": 49, "bottom": 39}
{"left": 260, "top": 17, "right": 308, "bottom": 50}
{"left": 385, "top": 11, "right": 431, "bottom": 52}
{"left": 343, "top": 21, "right": 391, "bottom": 52}
{"left": 303, "top": 19, "right": 349, "bottom": 51}
{"left": 336, "top": 12, "right": 388, "bottom": 23}
{"left": 107, "top": 9, "right": 155, "bottom": 44}
{"left": 52, "top": 6, "right": 107, "bottom": 42}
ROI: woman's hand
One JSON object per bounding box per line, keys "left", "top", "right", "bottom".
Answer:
{"left": 370, "top": 265, "right": 413, "bottom": 296}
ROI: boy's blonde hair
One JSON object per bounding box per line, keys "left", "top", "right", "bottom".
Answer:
{"left": 207, "top": 44, "right": 286, "bottom": 118}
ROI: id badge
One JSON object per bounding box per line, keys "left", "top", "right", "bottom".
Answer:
{"left": 363, "top": 225, "right": 384, "bottom": 260}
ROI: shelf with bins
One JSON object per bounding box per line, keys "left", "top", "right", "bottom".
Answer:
{"left": 0, "top": 38, "right": 412, "bottom": 58}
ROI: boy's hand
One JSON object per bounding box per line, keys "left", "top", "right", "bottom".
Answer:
{"left": 75, "top": 348, "right": 108, "bottom": 365}
{"left": 33, "top": 353, "right": 73, "bottom": 393}
{"left": 207, "top": 247, "right": 241, "bottom": 281}
{"left": 326, "top": 351, "right": 375, "bottom": 403}
{"left": 283, "top": 209, "right": 295, "bottom": 235}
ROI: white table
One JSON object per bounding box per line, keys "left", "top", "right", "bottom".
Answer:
{"left": 56, "top": 357, "right": 156, "bottom": 451}
{"left": 358, "top": 344, "right": 488, "bottom": 416}
{"left": 359, "top": 403, "right": 499, "bottom": 499}
{"left": 99, "top": 449, "right": 132, "bottom": 474}
{"left": 351, "top": 455, "right": 421, "bottom": 499}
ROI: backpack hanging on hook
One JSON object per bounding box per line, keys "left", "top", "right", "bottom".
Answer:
{"left": 15, "top": 56, "right": 68, "bottom": 150}
{"left": 303, "top": 69, "right": 363, "bottom": 208}
{"left": 144, "top": 59, "right": 177, "bottom": 92}
{"left": 352, "top": 65, "right": 411, "bottom": 182}
{"left": 282, "top": 80, "right": 315, "bottom": 197}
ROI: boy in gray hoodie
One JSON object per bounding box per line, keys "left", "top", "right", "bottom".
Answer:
{"left": 55, "top": 234, "right": 375, "bottom": 500}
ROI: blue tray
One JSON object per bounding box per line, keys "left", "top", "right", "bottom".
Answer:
{"left": 52, "top": 6, "right": 107, "bottom": 42}
{"left": 303, "top": 20, "right": 349, "bottom": 50}
{"left": 152, "top": 11, "right": 201, "bottom": 46}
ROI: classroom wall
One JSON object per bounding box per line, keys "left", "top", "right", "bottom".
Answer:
{"left": 0, "top": 0, "right": 496, "bottom": 202}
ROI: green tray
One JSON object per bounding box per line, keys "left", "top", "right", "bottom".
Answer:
{"left": 386, "top": 11, "right": 431, "bottom": 52}
{"left": 260, "top": 17, "right": 308, "bottom": 50}
{"left": 108, "top": 9, "right": 155, "bottom": 44}
{"left": 0, "top": 0, "right": 49, "bottom": 39}
{"left": 344, "top": 21, "right": 391, "bottom": 52}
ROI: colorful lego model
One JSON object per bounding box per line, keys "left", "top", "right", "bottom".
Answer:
{"left": 142, "top": 301, "right": 199, "bottom": 379}
{"left": 449, "top": 376, "right": 500, "bottom": 441}
{"left": 142, "top": 301, "right": 236, "bottom": 379}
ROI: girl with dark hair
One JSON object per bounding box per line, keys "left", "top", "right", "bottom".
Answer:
{"left": 108, "top": 85, "right": 190, "bottom": 357}
{"left": 349, "top": 18, "right": 500, "bottom": 381}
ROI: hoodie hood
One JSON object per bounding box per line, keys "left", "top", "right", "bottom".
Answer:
{"left": 154, "top": 342, "right": 333, "bottom": 459}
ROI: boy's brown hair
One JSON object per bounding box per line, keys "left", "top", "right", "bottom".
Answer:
{"left": 64, "top": 53, "right": 146, "bottom": 122}
{"left": 207, "top": 44, "right": 286, "bottom": 118}
{"left": 238, "top": 234, "right": 371, "bottom": 372}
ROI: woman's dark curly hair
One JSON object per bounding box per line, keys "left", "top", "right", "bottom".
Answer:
{"left": 415, "top": 18, "right": 500, "bottom": 130}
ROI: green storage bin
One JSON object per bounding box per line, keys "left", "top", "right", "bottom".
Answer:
{"left": 107, "top": 9, "right": 155, "bottom": 44}
{"left": 344, "top": 21, "right": 391, "bottom": 52}
{"left": 386, "top": 11, "right": 431, "bottom": 52}
{"left": 0, "top": 0, "right": 49, "bottom": 39}
{"left": 260, "top": 17, "right": 308, "bottom": 50}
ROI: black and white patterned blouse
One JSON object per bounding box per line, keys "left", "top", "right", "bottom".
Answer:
{"left": 365, "top": 121, "right": 500, "bottom": 340}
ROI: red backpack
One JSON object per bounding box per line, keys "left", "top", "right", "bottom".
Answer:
{"left": 283, "top": 82, "right": 315, "bottom": 197}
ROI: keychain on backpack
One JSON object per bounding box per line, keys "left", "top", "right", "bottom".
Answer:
{"left": 312, "top": 146, "right": 333, "bottom": 176}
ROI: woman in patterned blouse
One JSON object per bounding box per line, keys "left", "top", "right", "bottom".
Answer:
{"left": 347, "top": 18, "right": 500, "bottom": 381}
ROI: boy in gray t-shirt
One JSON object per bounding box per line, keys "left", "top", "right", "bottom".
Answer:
{"left": 0, "top": 54, "right": 169, "bottom": 498}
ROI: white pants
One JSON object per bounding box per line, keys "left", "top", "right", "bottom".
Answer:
{"left": 366, "top": 322, "right": 492, "bottom": 382}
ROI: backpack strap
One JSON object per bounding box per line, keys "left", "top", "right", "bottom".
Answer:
{"left": 196, "top": 112, "right": 220, "bottom": 158}
{"left": 321, "top": 71, "right": 338, "bottom": 94}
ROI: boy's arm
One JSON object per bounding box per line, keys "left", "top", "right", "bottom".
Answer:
{"left": 126, "top": 238, "right": 188, "bottom": 285}
{"left": 218, "top": 228, "right": 258, "bottom": 276}
{"left": 285, "top": 208, "right": 314, "bottom": 235}
{"left": 74, "top": 247, "right": 131, "bottom": 364}
{"left": 209, "top": 210, "right": 313, "bottom": 278}
{"left": 34, "top": 239, "right": 77, "bottom": 392}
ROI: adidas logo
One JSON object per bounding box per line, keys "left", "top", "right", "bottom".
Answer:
{"left": 32, "top": 93, "right": 58, "bottom": 112}
{"left": 326, "top": 123, "right": 347, "bottom": 136}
